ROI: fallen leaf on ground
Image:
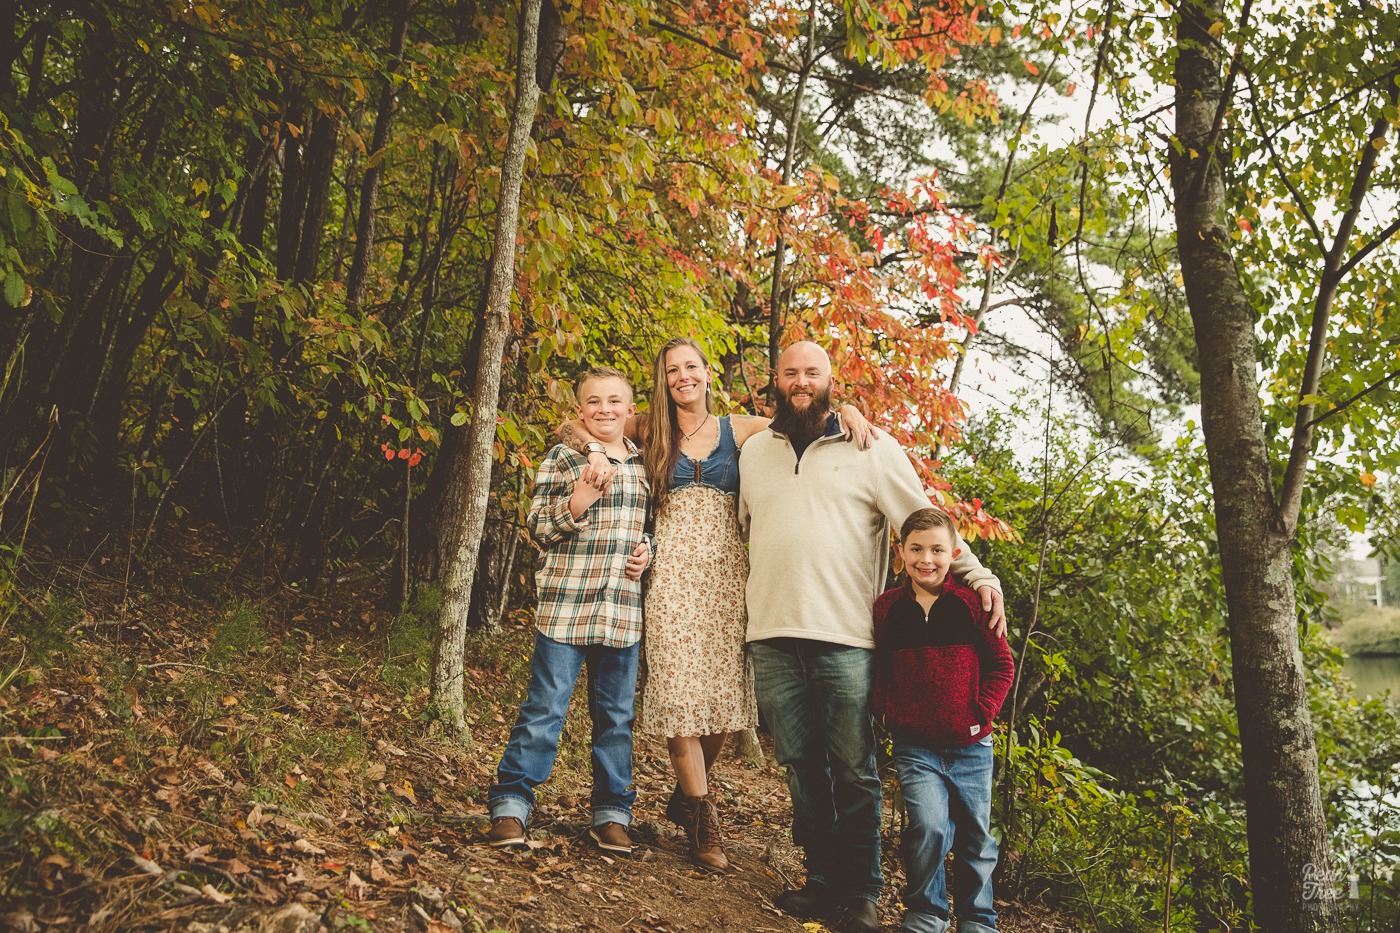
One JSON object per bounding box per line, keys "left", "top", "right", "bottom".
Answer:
{"left": 3, "top": 910, "right": 38, "bottom": 933}
{"left": 200, "top": 883, "right": 232, "bottom": 904}
{"left": 293, "top": 838, "right": 326, "bottom": 855}
{"left": 346, "top": 870, "right": 369, "bottom": 901}
{"left": 129, "top": 855, "right": 163, "bottom": 876}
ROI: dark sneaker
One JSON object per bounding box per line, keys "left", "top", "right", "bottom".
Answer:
{"left": 774, "top": 882, "right": 833, "bottom": 919}
{"left": 486, "top": 816, "right": 526, "bottom": 848}
{"left": 589, "top": 821, "right": 634, "bottom": 855}
{"left": 833, "top": 897, "right": 879, "bottom": 933}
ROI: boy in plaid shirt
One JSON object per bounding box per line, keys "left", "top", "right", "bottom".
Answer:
{"left": 486, "top": 366, "right": 653, "bottom": 855}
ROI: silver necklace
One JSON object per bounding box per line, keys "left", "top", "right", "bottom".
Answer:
{"left": 680, "top": 411, "right": 710, "bottom": 442}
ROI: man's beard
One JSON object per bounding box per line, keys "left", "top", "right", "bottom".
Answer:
{"left": 770, "top": 383, "right": 832, "bottom": 443}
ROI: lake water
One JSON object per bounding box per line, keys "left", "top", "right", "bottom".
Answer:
{"left": 1344, "top": 654, "right": 1400, "bottom": 701}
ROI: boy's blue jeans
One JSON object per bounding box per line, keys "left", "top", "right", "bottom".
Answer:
{"left": 750, "top": 638, "right": 883, "bottom": 904}
{"left": 487, "top": 631, "right": 639, "bottom": 829}
{"left": 894, "top": 737, "right": 999, "bottom": 933}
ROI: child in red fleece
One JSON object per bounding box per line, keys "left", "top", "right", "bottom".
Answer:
{"left": 871, "top": 508, "right": 1014, "bottom": 933}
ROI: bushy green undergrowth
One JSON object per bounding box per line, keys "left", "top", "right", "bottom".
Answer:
{"left": 204, "top": 600, "right": 266, "bottom": 667}
{"left": 12, "top": 591, "right": 82, "bottom": 667}
{"left": 383, "top": 587, "right": 439, "bottom": 695}
{"left": 1329, "top": 606, "right": 1400, "bottom": 656}
{"left": 949, "top": 409, "right": 1400, "bottom": 931}
{"left": 997, "top": 720, "right": 1250, "bottom": 932}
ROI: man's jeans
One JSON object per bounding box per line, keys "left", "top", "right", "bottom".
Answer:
{"left": 750, "top": 638, "right": 882, "bottom": 903}
{"left": 893, "top": 737, "right": 999, "bottom": 933}
{"left": 488, "top": 631, "right": 639, "bottom": 829}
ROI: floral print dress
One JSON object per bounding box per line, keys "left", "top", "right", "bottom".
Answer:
{"left": 639, "top": 416, "right": 757, "bottom": 738}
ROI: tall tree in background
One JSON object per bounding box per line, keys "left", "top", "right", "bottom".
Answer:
{"left": 1169, "top": 0, "right": 1399, "bottom": 926}
{"left": 432, "top": 0, "right": 544, "bottom": 739}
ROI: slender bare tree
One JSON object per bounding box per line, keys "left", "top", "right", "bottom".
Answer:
{"left": 432, "top": 0, "right": 544, "bottom": 739}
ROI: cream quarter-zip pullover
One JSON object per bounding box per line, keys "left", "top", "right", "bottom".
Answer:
{"left": 738, "top": 420, "right": 1001, "bottom": 649}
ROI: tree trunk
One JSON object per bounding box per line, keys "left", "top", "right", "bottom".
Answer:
{"left": 1171, "top": 0, "right": 1340, "bottom": 928}
{"left": 344, "top": 1, "right": 409, "bottom": 316}
{"left": 432, "top": 0, "right": 543, "bottom": 739}
{"left": 766, "top": 0, "right": 818, "bottom": 382}
{"left": 467, "top": 512, "right": 518, "bottom": 634}
{"left": 293, "top": 110, "right": 341, "bottom": 285}
{"left": 293, "top": 0, "right": 411, "bottom": 588}
{"left": 733, "top": 728, "right": 763, "bottom": 764}
{"left": 465, "top": 337, "right": 525, "bottom": 633}
{"left": 275, "top": 102, "right": 309, "bottom": 282}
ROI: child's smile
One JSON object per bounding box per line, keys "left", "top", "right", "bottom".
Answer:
{"left": 898, "top": 525, "right": 960, "bottom": 597}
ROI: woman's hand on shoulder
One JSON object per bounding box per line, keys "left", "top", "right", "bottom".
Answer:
{"left": 731, "top": 414, "right": 772, "bottom": 448}
{"left": 839, "top": 404, "right": 880, "bottom": 450}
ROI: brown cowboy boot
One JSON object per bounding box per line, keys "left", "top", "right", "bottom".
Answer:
{"left": 685, "top": 794, "right": 729, "bottom": 872}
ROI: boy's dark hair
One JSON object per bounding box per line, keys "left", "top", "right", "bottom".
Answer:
{"left": 900, "top": 506, "right": 956, "bottom": 542}
{"left": 575, "top": 365, "right": 632, "bottom": 402}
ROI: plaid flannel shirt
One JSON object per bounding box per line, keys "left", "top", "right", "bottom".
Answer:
{"left": 527, "top": 440, "right": 652, "bottom": 647}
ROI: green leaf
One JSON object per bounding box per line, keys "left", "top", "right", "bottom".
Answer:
{"left": 3, "top": 269, "right": 23, "bottom": 308}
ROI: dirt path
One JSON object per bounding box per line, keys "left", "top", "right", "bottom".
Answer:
{"left": 0, "top": 535, "right": 1077, "bottom": 933}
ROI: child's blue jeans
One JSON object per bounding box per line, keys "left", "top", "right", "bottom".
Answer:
{"left": 487, "top": 630, "right": 639, "bottom": 828}
{"left": 894, "top": 736, "right": 999, "bottom": 933}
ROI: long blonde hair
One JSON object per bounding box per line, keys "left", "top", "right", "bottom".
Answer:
{"left": 643, "top": 337, "right": 714, "bottom": 513}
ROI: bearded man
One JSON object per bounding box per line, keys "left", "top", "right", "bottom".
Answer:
{"left": 737, "top": 341, "right": 1006, "bottom": 933}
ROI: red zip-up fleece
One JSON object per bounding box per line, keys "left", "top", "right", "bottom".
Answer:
{"left": 871, "top": 578, "right": 1014, "bottom": 748}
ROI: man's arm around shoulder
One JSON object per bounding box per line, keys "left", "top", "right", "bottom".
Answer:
{"left": 969, "top": 589, "right": 1015, "bottom": 728}
{"left": 870, "top": 436, "right": 1006, "bottom": 634}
